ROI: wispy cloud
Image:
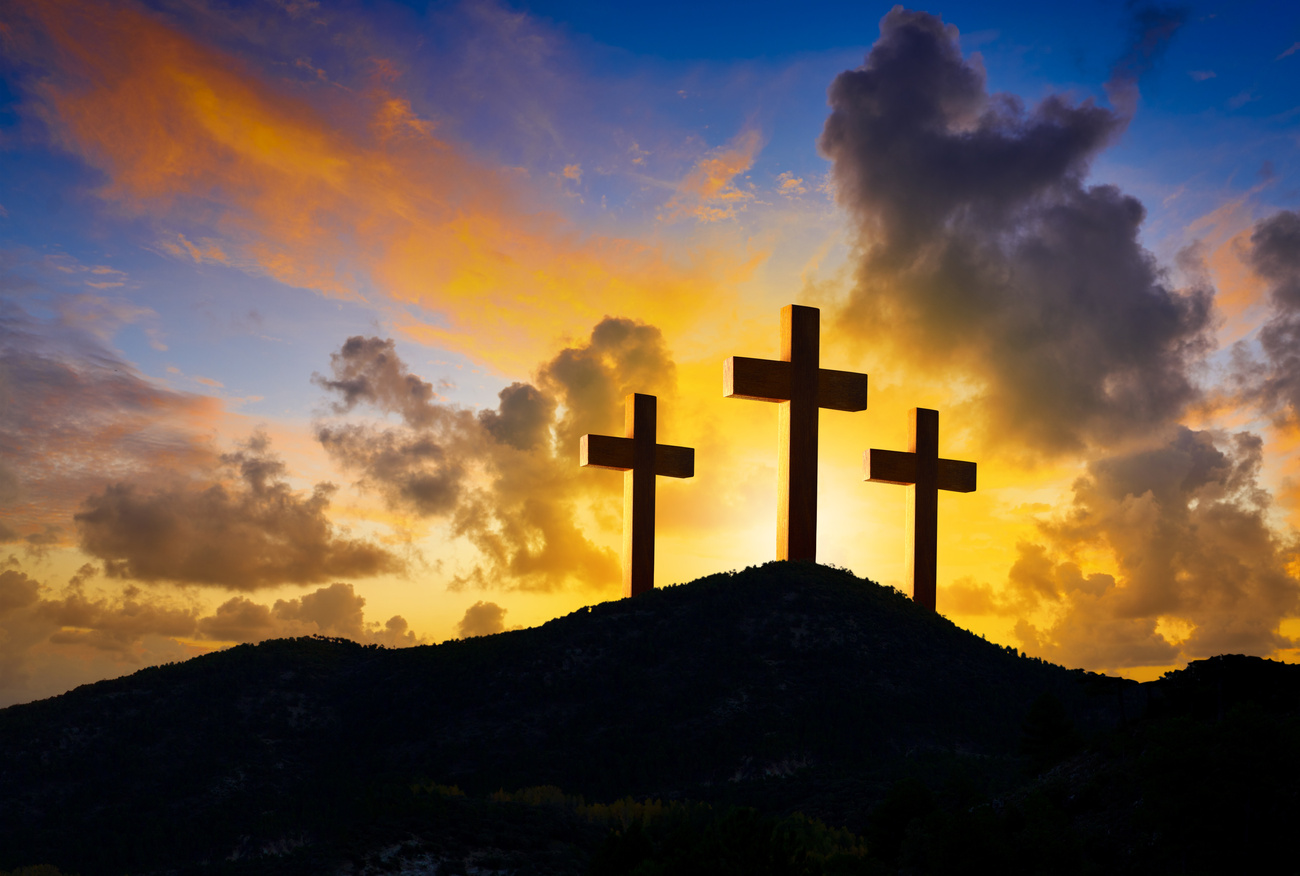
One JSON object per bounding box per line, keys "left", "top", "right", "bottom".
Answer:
{"left": 0, "top": 299, "right": 218, "bottom": 538}
{"left": 1228, "top": 89, "right": 1260, "bottom": 109}
{"left": 159, "top": 233, "right": 229, "bottom": 265}
{"left": 7, "top": 0, "right": 741, "bottom": 372}
{"left": 660, "top": 128, "right": 763, "bottom": 223}
{"left": 1106, "top": 2, "right": 1187, "bottom": 115}
{"left": 775, "top": 171, "right": 807, "bottom": 197}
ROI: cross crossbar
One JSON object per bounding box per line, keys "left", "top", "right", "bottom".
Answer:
{"left": 864, "top": 408, "right": 976, "bottom": 612}
{"left": 580, "top": 435, "right": 695, "bottom": 478}
{"left": 580, "top": 393, "right": 694, "bottom": 598}
{"left": 865, "top": 449, "right": 976, "bottom": 492}
{"left": 723, "top": 304, "right": 868, "bottom": 561}
{"left": 724, "top": 358, "right": 868, "bottom": 411}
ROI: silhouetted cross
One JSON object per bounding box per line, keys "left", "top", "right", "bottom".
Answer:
{"left": 864, "top": 408, "right": 976, "bottom": 612}
{"left": 581, "top": 393, "right": 694, "bottom": 598}
{"left": 724, "top": 304, "right": 868, "bottom": 561}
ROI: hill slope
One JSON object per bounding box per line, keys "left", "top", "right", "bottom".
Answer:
{"left": 1, "top": 562, "right": 1292, "bottom": 875}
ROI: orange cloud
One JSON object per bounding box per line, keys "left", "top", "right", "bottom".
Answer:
{"left": 7, "top": 0, "right": 743, "bottom": 373}
{"left": 976, "top": 429, "right": 1300, "bottom": 671}
{"left": 776, "top": 171, "right": 807, "bottom": 196}
{"left": 1186, "top": 196, "right": 1273, "bottom": 341}
{"left": 661, "top": 128, "right": 763, "bottom": 222}
{"left": 160, "top": 233, "right": 230, "bottom": 265}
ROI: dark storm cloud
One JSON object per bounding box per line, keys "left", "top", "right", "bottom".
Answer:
{"left": 1235, "top": 210, "right": 1300, "bottom": 421}
{"left": 818, "top": 7, "right": 1212, "bottom": 454}
{"left": 949, "top": 428, "right": 1299, "bottom": 668}
{"left": 317, "top": 423, "right": 470, "bottom": 517}
{"left": 75, "top": 433, "right": 401, "bottom": 589}
{"left": 315, "top": 319, "right": 676, "bottom": 591}
{"left": 312, "top": 336, "right": 442, "bottom": 428}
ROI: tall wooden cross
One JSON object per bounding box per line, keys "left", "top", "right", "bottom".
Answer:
{"left": 724, "top": 304, "right": 868, "bottom": 561}
{"left": 864, "top": 408, "right": 976, "bottom": 611}
{"left": 580, "top": 393, "right": 695, "bottom": 598}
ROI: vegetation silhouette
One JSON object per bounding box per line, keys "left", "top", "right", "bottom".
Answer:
{"left": 1, "top": 563, "right": 1297, "bottom": 874}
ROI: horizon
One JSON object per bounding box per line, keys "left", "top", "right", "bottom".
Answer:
{"left": 2, "top": 0, "right": 1299, "bottom": 707}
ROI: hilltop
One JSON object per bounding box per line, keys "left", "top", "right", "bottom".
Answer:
{"left": 1, "top": 562, "right": 1296, "bottom": 875}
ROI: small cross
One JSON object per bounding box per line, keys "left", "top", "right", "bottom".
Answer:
{"left": 581, "top": 393, "right": 694, "bottom": 598}
{"left": 724, "top": 304, "right": 868, "bottom": 561}
{"left": 864, "top": 408, "right": 976, "bottom": 612}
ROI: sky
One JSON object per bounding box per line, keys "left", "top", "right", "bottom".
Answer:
{"left": 1, "top": 0, "right": 1299, "bottom": 706}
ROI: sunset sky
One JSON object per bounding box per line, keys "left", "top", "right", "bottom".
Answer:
{"left": 2, "top": 0, "right": 1299, "bottom": 705}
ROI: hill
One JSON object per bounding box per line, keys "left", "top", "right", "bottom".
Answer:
{"left": 1, "top": 562, "right": 1296, "bottom": 875}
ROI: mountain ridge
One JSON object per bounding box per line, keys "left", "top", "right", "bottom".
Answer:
{"left": 1, "top": 562, "right": 1295, "bottom": 875}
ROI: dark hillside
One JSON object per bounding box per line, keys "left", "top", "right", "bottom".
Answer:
{"left": 5, "top": 562, "right": 1290, "bottom": 875}
{"left": 348, "top": 561, "right": 1114, "bottom": 801}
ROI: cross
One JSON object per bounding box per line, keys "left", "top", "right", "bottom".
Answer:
{"left": 864, "top": 408, "right": 976, "bottom": 612}
{"left": 724, "top": 304, "right": 868, "bottom": 561}
{"left": 580, "top": 393, "right": 694, "bottom": 598}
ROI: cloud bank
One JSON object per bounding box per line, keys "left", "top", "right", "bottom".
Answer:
{"left": 950, "top": 428, "right": 1299, "bottom": 668}
{"left": 75, "top": 432, "right": 401, "bottom": 589}
{"left": 819, "top": 7, "right": 1213, "bottom": 455}
{"left": 0, "top": 564, "right": 422, "bottom": 707}
{"left": 316, "top": 319, "right": 677, "bottom": 591}
{"left": 822, "top": 8, "right": 1298, "bottom": 672}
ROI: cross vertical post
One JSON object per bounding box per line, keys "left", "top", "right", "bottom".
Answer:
{"left": 864, "top": 408, "right": 976, "bottom": 611}
{"left": 725, "top": 304, "right": 868, "bottom": 562}
{"left": 581, "top": 393, "right": 695, "bottom": 598}
{"left": 906, "top": 408, "right": 940, "bottom": 611}
{"left": 625, "top": 393, "right": 657, "bottom": 595}
{"left": 780, "top": 305, "right": 820, "bottom": 561}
